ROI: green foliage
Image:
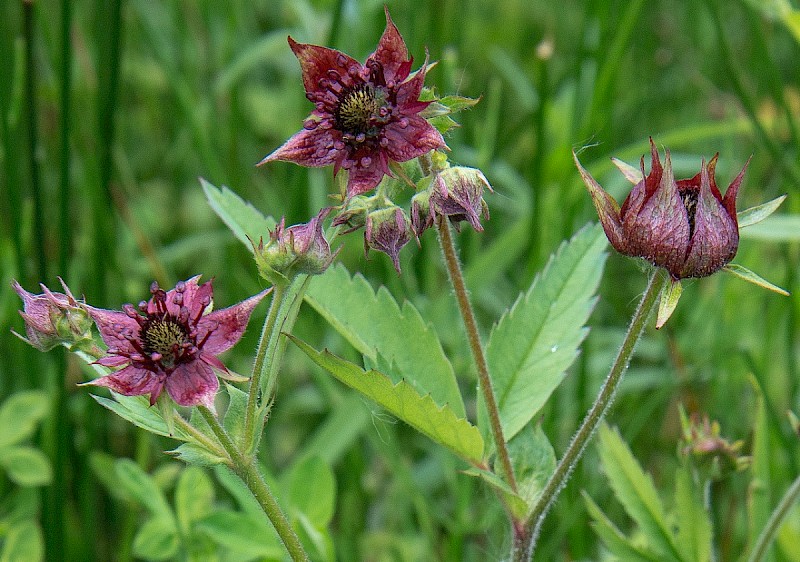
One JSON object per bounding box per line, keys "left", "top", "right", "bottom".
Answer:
{"left": 201, "top": 178, "right": 277, "bottom": 250}
{"left": 289, "top": 335, "right": 484, "bottom": 464}
{"left": 484, "top": 223, "right": 607, "bottom": 441}
{"left": 305, "top": 264, "right": 464, "bottom": 417}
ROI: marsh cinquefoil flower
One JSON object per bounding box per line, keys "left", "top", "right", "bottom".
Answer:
{"left": 258, "top": 7, "right": 445, "bottom": 198}
{"left": 86, "top": 277, "right": 269, "bottom": 409}
{"left": 575, "top": 139, "right": 747, "bottom": 279}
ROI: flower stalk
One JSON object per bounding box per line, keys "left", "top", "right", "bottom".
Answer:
{"left": 435, "top": 215, "right": 517, "bottom": 493}
{"left": 747, "top": 473, "right": 800, "bottom": 562}
{"left": 197, "top": 406, "right": 309, "bottom": 562}
{"left": 521, "top": 268, "right": 667, "bottom": 560}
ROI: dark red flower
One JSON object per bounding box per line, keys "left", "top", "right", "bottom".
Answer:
{"left": 85, "top": 277, "right": 270, "bottom": 409}
{"left": 258, "top": 7, "right": 445, "bottom": 198}
{"left": 575, "top": 139, "right": 747, "bottom": 279}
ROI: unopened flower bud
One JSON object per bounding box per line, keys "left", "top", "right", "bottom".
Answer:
{"left": 410, "top": 189, "right": 433, "bottom": 237}
{"left": 365, "top": 206, "right": 412, "bottom": 274}
{"left": 12, "top": 278, "right": 93, "bottom": 351}
{"left": 680, "top": 410, "right": 749, "bottom": 480}
{"left": 253, "top": 207, "right": 334, "bottom": 284}
{"left": 430, "top": 166, "right": 492, "bottom": 232}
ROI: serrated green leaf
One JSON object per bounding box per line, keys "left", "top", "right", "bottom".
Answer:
{"left": 428, "top": 114, "right": 460, "bottom": 134}
{"left": 673, "top": 464, "right": 712, "bottom": 562}
{"left": 723, "top": 264, "right": 790, "bottom": 296}
{"left": 195, "top": 511, "right": 282, "bottom": 558}
{"left": 91, "top": 393, "right": 192, "bottom": 440}
{"left": 0, "top": 446, "right": 52, "bottom": 487}
{"left": 0, "top": 519, "right": 44, "bottom": 562}
{"left": 438, "top": 94, "right": 481, "bottom": 113}
{"left": 583, "top": 492, "right": 662, "bottom": 562}
{"left": 738, "top": 195, "right": 787, "bottom": 228}
{"left": 175, "top": 467, "right": 214, "bottom": 533}
{"left": 597, "top": 423, "right": 683, "bottom": 562}
{"left": 305, "top": 264, "right": 464, "bottom": 417}
{"left": 115, "top": 459, "right": 175, "bottom": 520}
{"left": 132, "top": 517, "right": 179, "bottom": 561}
{"left": 504, "top": 425, "right": 556, "bottom": 515}
{"left": 486, "top": 223, "right": 607, "bottom": 441}
{"left": 289, "top": 336, "right": 484, "bottom": 463}
{"left": 0, "top": 390, "right": 49, "bottom": 449}
{"left": 739, "top": 214, "right": 800, "bottom": 241}
{"left": 200, "top": 177, "right": 276, "bottom": 250}
{"left": 286, "top": 455, "right": 336, "bottom": 528}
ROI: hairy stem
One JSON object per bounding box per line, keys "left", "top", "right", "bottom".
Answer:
{"left": 244, "top": 283, "right": 285, "bottom": 448}
{"left": 198, "top": 406, "right": 309, "bottom": 562}
{"left": 436, "top": 216, "right": 517, "bottom": 493}
{"left": 747, "top": 473, "right": 800, "bottom": 562}
{"left": 521, "top": 269, "right": 666, "bottom": 560}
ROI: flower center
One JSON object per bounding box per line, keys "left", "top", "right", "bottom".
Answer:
{"left": 679, "top": 188, "right": 699, "bottom": 237}
{"left": 141, "top": 316, "right": 189, "bottom": 360}
{"left": 335, "top": 85, "right": 381, "bottom": 136}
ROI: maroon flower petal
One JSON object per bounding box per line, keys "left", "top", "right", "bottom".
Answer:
{"left": 87, "top": 365, "right": 165, "bottom": 405}
{"left": 573, "top": 152, "right": 625, "bottom": 252}
{"left": 681, "top": 162, "right": 739, "bottom": 278}
{"left": 165, "top": 276, "right": 210, "bottom": 318}
{"left": 85, "top": 305, "right": 141, "bottom": 354}
{"left": 288, "top": 37, "right": 360, "bottom": 94}
{"left": 197, "top": 287, "right": 272, "bottom": 355}
{"left": 368, "top": 7, "right": 409, "bottom": 84}
{"left": 346, "top": 161, "right": 390, "bottom": 197}
{"left": 622, "top": 152, "right": 691, "bottom": 277}
{"left": 395, "top": 61, "right": 429, "bottom": 109}
{"left": 383, "top": 116, "right": 445, "bottom": 163}
{"left": 165, "top": 361, "right": 219, "bottom": 409}
{"left": 258, "top": 127, "right": 341, "bottom": 168}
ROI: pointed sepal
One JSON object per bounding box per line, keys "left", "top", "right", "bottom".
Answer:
{"left": 737, "top": 194, "right": 787, "bottom": 228}
{"left": 656, "top": 277, "right": 682, "bottom": 329}
{"left": 722, "top": 263, "right": 790, "bottom": 296}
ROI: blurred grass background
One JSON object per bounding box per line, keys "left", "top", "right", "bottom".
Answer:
{"left": 1, "top": 0, "right": 799, "bottom": 560}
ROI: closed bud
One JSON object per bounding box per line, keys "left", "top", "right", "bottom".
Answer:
{"left": 331, "top": 195, "right": 374, "bottom": 233}
{"left": 430, "top": 166, "right": 492, "bottom": 232}
{"left": 253, "top": 207, "right": 334, "bottom": 284}
{"left": 12, "top": 278, "right": 93, "bottom": 351}
{"left": 410, "top": 189, "right": 433, "bottom": 237}
{"left": 365, "top": 206, "right": 412, "bottom": 274}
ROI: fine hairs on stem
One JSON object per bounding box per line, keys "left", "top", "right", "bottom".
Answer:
{"left": 520, "top": 270, "right": 667, "bottom": 560}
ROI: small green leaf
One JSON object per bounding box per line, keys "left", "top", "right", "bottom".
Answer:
{"left": 739, "top": 214, "right": 800, "bottom": 242}
{"left": 289, "top": 335, "right": 484, "bottom": 463}
{"left": 0, "top": 390, "right": 49, "bottom": 449}
{"left": 723, "top": 264, "right": 790, "bottom": 296}
{"left": 656, "top": 277, "right": 682, "bottom": 329}
{"left": 583, "top": 492, "right": 662, "bottom": 562}
{"left": 132, "top": 517, "right": 179, "bottom": 561}
{"left": 286, "top": 455, "right": 336, "bottom": 528}
{"left": 166, "top": 443, "right": 227, "bottom": 467}
{"left": 673, "top": 464, "right": 712, "bottom": 562}
{"left": 0, "top": 519, "right": 44, "bottom": 562}
{"left": 175, "top": 467, "right": 214, "bottom": 532}
{"left": 223, "top": 383, "right": 249, "bottom": 447}
{"left": 89, "top": 452, "right": 136, "bottom": 503}
{"left": 195, "top": 511, "right": 282, "bottom": 558}
{"left": 597, "top": 423, "right": 683, "bottom": 561}
{"left": 115, "top": 459, "right": 175, "bottom": 520}
{"left": 486, "top": 223, "right": 607, "bottom": 441}
{"left": 305, "top": 264, "right": 464, "bottom": 417}
{"left": 0, "top": 446, "right": 52, "bottom": 487}
{"left": 200, "top": 177, "right": 276, "bottom": 250}
{"left": 92, "top": 393, "right": 192, "bottom": 440}
{"left": 738, "top": 195, "right": 787, "bottom": 228}
{"left": 462, "top": 467, "right": 528, "bottom": 519}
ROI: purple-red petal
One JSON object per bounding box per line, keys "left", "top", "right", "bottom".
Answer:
{"left": 368, "top": 7, "right": 410, "bottom": 84}
{"left": 258, "top": 127, "right": 341, "bottom": 169}
{"left": 85, "top": 305, "right": 141, "bottom": 354}
{"left": 288, "top": 37, "right": 360, "bottom": 94}
{"left": 383, "top": 116, "right": 445, "bottom": 163}
{"left": 87, "top": 365, "right": 165, "bottom": 404}
{"left": 165, "top": 361, "right": 219, "bottom": 409}
{"left": 198, "top": 287, "right": 272, "bottom": 355}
